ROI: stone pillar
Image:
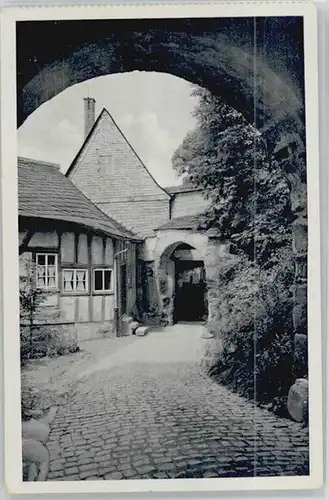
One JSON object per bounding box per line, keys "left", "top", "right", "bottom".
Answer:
{"left": 292, "top": 217, "right": 308, "bottom": 377}
{"left": 292, "top": 217, "right": 307, "bottom": 335}
{"left": 271, "top": 128, "right": 308, "bottom": 378}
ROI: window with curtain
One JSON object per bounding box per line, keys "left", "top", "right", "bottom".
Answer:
{"left": 63, "top": 269, "right": 88, "bottom": 294}
{"left": 36, "top": 253, "right": 58, "bottom": 289}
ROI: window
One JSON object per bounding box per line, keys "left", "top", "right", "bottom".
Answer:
{"left": 93, "top": 268, "right": 113, "bottom": 293}
{"left": 36, "top": 253, "right": 58, "bottom": 289}
{"left": 63, "top": 269, "right": 88, "bottom": 294}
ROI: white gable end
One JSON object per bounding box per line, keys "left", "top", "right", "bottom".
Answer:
{"left": 69, "top": 110, "right": 169, "bottom": 203}
{"left": 68, "top": 110, "right": 170, "bottom": 237}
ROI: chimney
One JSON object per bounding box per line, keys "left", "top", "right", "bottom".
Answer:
{"left": 84, "top": 97, "right": 96, "bottom": 138}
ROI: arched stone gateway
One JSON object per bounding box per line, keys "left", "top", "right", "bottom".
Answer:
{"left": 153, "top": 230, "right": 228, "bottom": 326}
{"left": 17, "top": 17, "right": 307, "bottom": 340}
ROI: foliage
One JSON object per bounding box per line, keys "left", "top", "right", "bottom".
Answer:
{"left": 45, "top": 328, "right": 79, "bottom": 358}
{"left": 21, "top": 379, "right": 45, "bottom": 421}
{"left": 21, "top": 372, "right": 60, "bottom": 422}
{"left": 19, "top": 256, "right": 79, "bottom": 361}
{"left": 20, "top": 325, "right": 79, "bottom": 361}
{"left": 208, "top": 248, "right": 295, "bottom": 407}
{"left": 172, "top": 87, "right": 293, "bottom": 261}
{"left": 19, "top": 257, "right": 47, "bottom": 360}
{"left": 172, "top": 86, "right": 296, "bottom": 408}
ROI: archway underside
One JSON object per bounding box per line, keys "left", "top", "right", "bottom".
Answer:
{"left": 156, "top": 241, "right": 208, "bottom": 326}
{"left": 17, "top": 16, "right": 308, "bottom": 340}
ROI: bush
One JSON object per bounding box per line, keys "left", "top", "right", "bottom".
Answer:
{"left": 20, "top": 325, "right": 79, "bottom": 362}
{"left": 21, "top": 375, "right": 57, "bottom": 421}
{"left": 45, "top": 327, "right": 79, "bottom": 357}
{"left": 21, "top": 381, "right": 41, "bottom": 421}
{"left": 208, "top": 247, "right": 296, "bottom": 408}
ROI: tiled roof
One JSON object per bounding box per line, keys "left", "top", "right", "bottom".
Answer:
{"left": 66, "top": 108, "right": 170, "bottom": 199}
{"left": 156, "top": 215, "right": 201, "bottom": 231}
{"left": 18, "top": 157, "right": 139, "bottom": 240}
{"left": 165, "top": 184, "right": 203, "bottom": 195}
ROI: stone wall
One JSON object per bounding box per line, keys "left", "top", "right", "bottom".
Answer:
{"left": 149, "top": 228, "right": 229, "bottom": 326}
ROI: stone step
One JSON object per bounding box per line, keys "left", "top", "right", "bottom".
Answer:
{"left": 129, "top": 321, "right": 140, "bottom": 335}
{"left": 135, "top": 326, "right": 151, "bottom": 336}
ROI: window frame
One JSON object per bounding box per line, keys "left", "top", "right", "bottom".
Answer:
{"left": 92, "top": 267, "right": 114, "bottom": 294}
{"left": 62, "top": 268, "right": 89, "bottom": 295}
{"left": 35, "top": 252, "right": 58, "bottom": 290}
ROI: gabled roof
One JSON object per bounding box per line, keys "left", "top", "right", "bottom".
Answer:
{"left": 165, "top": 184, "right": 204, "bottom": 195}
{"left": 18, "top": 157, "right": 140, "bottom": 241}
{"left": 65, "top": 108, "right": 170, "bottom": 199}
{"left": 156, "top": 215, "right": 201, "bottom": 231}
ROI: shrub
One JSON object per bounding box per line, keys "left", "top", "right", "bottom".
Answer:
{"left": 208, "top": 246, "right": 295, "bottom": 408}
{"left": 21, "top": 381, "right": 41, "bottom": 421}
{"left": 20, "top": 326, "right": 79, "bottom": 362}
{"left": 45, "top": 328, "right": 79, "bottom": 357}
{"left": 21, "top": 374, "right": 57, "bottom": 421}
{"left": 19, "top": 258, "right": 47, "bottom": 360}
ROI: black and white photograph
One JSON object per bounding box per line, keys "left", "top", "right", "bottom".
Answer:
{"left": 1, "top": 1, "right": 323, "bottom": 494}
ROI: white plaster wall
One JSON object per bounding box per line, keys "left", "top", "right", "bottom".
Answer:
{"left": 78, "top": 234, "right": 88, "bottom": 264}
{"left": 139, "top": 236, "right": 157, "bottom": 261}
{"left": 29, "top": 231, "right": 59, "bottom": 248}
{"left": 154, "top": 229, "right": 209, "bottom": 263}
{"left": 171, "top": 191, "right": 209, "bottom": 218}
{"left": 153, "top": 229, "right": 229, "bottom": 325}
{"left": 91, "top": 235, "right": 103, "bottom": 265}
{"left": 61, "top": 232, "right": 75, "bottom": 263}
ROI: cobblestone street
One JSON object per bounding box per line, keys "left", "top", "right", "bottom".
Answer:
{"left": 46, "top": 325, "right": 309, "bottom": 481}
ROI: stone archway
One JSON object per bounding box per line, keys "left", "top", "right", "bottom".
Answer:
{"left": 17, "top": 16, "right": 307, "bottom": 340}
{"left": 153, "top": 229, "right": 229, "bottom": 326}
{"left": 156, "top": 240, "right": 206, "bottom": 326}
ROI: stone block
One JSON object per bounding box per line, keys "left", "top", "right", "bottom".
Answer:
{"left": 22, "top": 419, "right": 50, "bottom": 443}
{"left": 200, "top": 326, "right": 214, "bottom": 339}
{"left": 22, "top": 438, "right": 49, "bottom": 481}
{"left": 292, "top": 218, "right": 308, "bottom": 254}
{"left": 294, "top": 333, "right": 308, "bottom": 378}
{"left": 135, "top": 326, "right": 150, "bottom": 336}
{"left": 40, "top": 406, "right": 58, "bottom": 425}
{"left": 287, "top": 378, "right": 308, "bottom": 423}
{"left": 295, "top": 254, "right": 307, "bottom": 282}
{"left": 120, "top": 315, "right": 134, "bottom": 336}
{"left": 293, "top": 284, "right": 307, "bottom": 307}
{"left": 104, "top": 471, "right": 123, "bottom": 480}
{"left": 293, "top": 305, "right": 307, "bottom": 336}
{"left": 129, "top": 321, "right": 140, "bottom": 335}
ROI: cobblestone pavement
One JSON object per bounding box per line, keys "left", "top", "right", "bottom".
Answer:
{"left": 46, "top": 325, "right": 309, "bottom": 481}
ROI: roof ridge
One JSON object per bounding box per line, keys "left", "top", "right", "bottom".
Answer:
{"left": 155, "top": 214, "right": 201, "bottom": 231}
{"left": 65, "top": 107, "right": 170, "bottom": 199}
{"left": 165, "top": 184, "right": 203, "bottom": 193}
{"left": 65, "top": 109, "right": 106, "bottom": 177}
{"left": 101, "top": 108, "right": 170, "bottom": 199}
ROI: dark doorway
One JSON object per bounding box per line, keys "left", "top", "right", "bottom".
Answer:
{"left": 174, "top": 260, "right": 208, "bottom": 322}
{"left": 120, "top": 263, "right": 127, "bottom": 316}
